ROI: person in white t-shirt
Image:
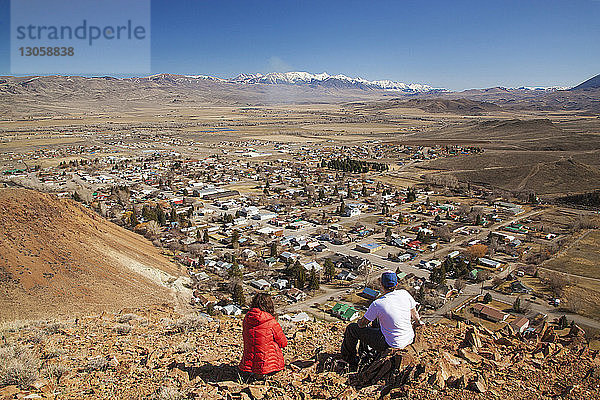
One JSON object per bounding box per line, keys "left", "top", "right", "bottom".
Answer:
{"left": 340, "top": 271, "right": 423, "bottom": 369}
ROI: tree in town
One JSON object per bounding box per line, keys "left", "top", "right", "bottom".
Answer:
{"left": 429, "top": 265, "right": 446, "bottom": 286}
{"left": 142, "top": 205, "right": 157, "bottom": 222}
{"left": 385, "top": 227, "right": 393, "bottom": 242}
{"left": 293, "top": 260, "right": 307, "bottom": 289}
{"left": 232, "top": 283, "right": 246, "bottom": 306}
{"left": 308, "top": 267, "right": 320, "bottom": 291}
{"left": 455, "top": 278, "right": 467, "bottom": 292}
{"left": 270, "top": 241, "right": 279, "bottom": 257}
{"left": 546, "top": 273, "right": 569, "bottom": 297}
{"left": 483, "top": 292, "right": 492, "bottom": 304}
{"left": 231, "top": 229, "right": 240, "bottom": 249}
{"left": 466, "top": 244, "right": 488, "bottom": 261}
{"left": 156, "top": 205, "right": 167, "bottom": 226}
{"left": 203, "top": 229, "right": 210, "bottom": 244}
{"left": 228, "top": 263, "right": 243, "bottom": 279}
{"left": 434, "top": 225, "right": 452, "bottom": 242}
{"left": 324, "top": 258, "right": 335, "bottom": 282}
{"left": 476, "top": 269, "right": 491, "bottom": 283}
{"left": 129, "top": 209, "right": 139, "bottom": 228}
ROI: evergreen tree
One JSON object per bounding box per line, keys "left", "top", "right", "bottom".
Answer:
{"left": 156, "top": 205, "right": 166, "bottom": 226}
{"left": 324, "top": 258, "right": 335, "bottom": 282}
{"left": 270, "top": 242, "right": 278, "bottom": 257}
{"left": 385, "top": 227, "right": 393, "bottom": 241}
{"left": 129, "top": 209, "right": 139, "bottom": 228}
{"left": 308, "top": 267, "right": 320, "bottom": 290}
{"left": 430, "top": 264, "right": 446, "bottom": 286}
{"left": 232, "top": 283, "right": 246, "bottom": 306}
{"left": 231, "top": 229, "right": 240, "bottom": 248}
{"left": 203, "top": 229, "right": 210, "bottom": 243}
{"left": 293, "top": 260, "right": 306, "bottom": 289}
{"left": 483, "top": 292, "right": 492, "bottom": 304}
{"left": 228, "top": 263, "right": 243, "bottom": 279}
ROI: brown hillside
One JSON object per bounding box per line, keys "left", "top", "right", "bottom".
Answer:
{"left": 0, "top": 188, "right": 185, "bottom": 322}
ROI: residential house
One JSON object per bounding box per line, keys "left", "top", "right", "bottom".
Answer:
{"left": 471, "top": 303, "right": 509, "bottom": 323}
{"left": 286, "top": 288, "right": 307, "bottom": 302}
{"left": 509, "top": 316, "right": 530, "bottom": 333}
{"left": 331, "top": 303, "right": 360, "bottom": 321}
{"left": 358, "top": 287, "right": 381, "bottom": 301}
{"left": 510, "top": 280, "right": 533, "bottom": 294}
{"left": 249, "top": 279, "right": 271, "bottom": 291}
{"left": 479, "top": 258, "right": 503, "bottom": 270}
{"left": 272, "top": 279, "right": 288, "bottom": 290}
{"left": 302, "top": 260, "right": 322, "bottom": 272}
{"left": 356, "top": 243, "right": 384, "bottom": 253}
{"left": 335, "top": 270, "right": 358, "bottom": 281}
{"left": 193, "top": 292, "right": 218, "bottom": 307}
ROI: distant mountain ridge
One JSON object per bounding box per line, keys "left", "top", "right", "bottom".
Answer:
{"left": 184, "top": 71, "right": 442, "bottom": 93}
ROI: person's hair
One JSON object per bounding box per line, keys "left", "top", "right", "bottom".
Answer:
{"left": 251, "top": 293, "right": 274, "bottom": 315}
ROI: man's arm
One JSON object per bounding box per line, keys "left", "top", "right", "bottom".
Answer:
{"left": 411, "top": 307, "right": 424, "bottom": 326}
{"left": 360, "top": 301, "right": 378, "bottom": 328}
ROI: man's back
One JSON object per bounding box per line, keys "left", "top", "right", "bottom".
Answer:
{"left": 363, "top": 289, "right": 416, "bottom": 348}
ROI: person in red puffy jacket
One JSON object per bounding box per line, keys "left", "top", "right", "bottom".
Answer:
{"left": 239, "top": 293, "right": 288, "bottom": 376}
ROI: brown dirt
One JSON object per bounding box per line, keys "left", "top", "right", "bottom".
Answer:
{"left": 0, "top": 188, "right": 184, "bottom": 322}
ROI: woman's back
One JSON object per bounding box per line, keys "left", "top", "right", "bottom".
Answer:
{"left": 240, "top": 307, "right": 287, "bottom": 375}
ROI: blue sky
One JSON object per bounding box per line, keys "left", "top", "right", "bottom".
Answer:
{"left": 1, "top": 0, "right": 599, "bottom": 90}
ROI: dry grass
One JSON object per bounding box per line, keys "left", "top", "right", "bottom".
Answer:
{"left": 156, "top": 386, "right": 185, "bottom": 400}
{"left": 113, "top": 323, "right": 132, "bottom": 335}
{"left": 85, "top": 356, "right": 110, "bottom": 372}
{"left": 116, "top": 313, "right": 138, "bottom": 324}
{"left": 544, "top": 230, "right": 600, "bottom": 279}
{"left": 0, "top": 345, "right": 39, "bottom": 387}
{"left": 167, "top": 315, "right": 211, "bottom": 333}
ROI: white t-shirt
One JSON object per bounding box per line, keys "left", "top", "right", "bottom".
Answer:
{"left": 363, "top": 289, "right": 416, "bottom": 349}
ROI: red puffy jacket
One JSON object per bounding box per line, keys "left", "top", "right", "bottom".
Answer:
{"left": 239, "top": 308, "right": 288, "bottom": 375}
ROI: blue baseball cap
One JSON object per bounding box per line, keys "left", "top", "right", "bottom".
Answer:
{"left": 381, "top": 272, "right": 398, "bottom": 288}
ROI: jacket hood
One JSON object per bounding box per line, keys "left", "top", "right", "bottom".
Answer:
{"left": 245, "top": 308, "right": 275, "bottom": 327}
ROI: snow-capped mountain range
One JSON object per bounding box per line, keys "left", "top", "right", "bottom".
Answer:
{"left": 185, "top": 71, "right": 442, "bottom": 93}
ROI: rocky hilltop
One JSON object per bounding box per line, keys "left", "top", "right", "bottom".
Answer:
{"left": 0, "top": 305, "right": 597, "bottom": 399}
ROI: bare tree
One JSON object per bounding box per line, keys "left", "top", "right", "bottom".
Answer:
{"left": 455, "top": 279, "right": 466, "bottom": 292}
{"left": 434, "top": 225, "right": 452, "bottom": 242}
{"left": 545, "top": 273, "right": 569, "bottom": 297}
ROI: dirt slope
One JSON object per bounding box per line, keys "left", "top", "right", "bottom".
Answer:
{"left": 0, "top": 188, "right": 185, "bottom": 321}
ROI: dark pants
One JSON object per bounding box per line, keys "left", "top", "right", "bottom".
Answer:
{"left": 340, "top": 323, "right": 389, "bottom": 366}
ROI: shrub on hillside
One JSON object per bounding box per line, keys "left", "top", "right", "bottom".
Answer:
{"left": 85, "top": 356, "right": 109, "bottom": 372}
{"left": 114, "top": 323, "right": 132, "bottom": 335}
{"left": 168, "top": 315, "right": 210, "bottom": 333}
{"left": 116, "top": 313, "right": 138, "bottom": 324}
{"left": 0, "top": 345, "right": 39, "bottom": 387}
